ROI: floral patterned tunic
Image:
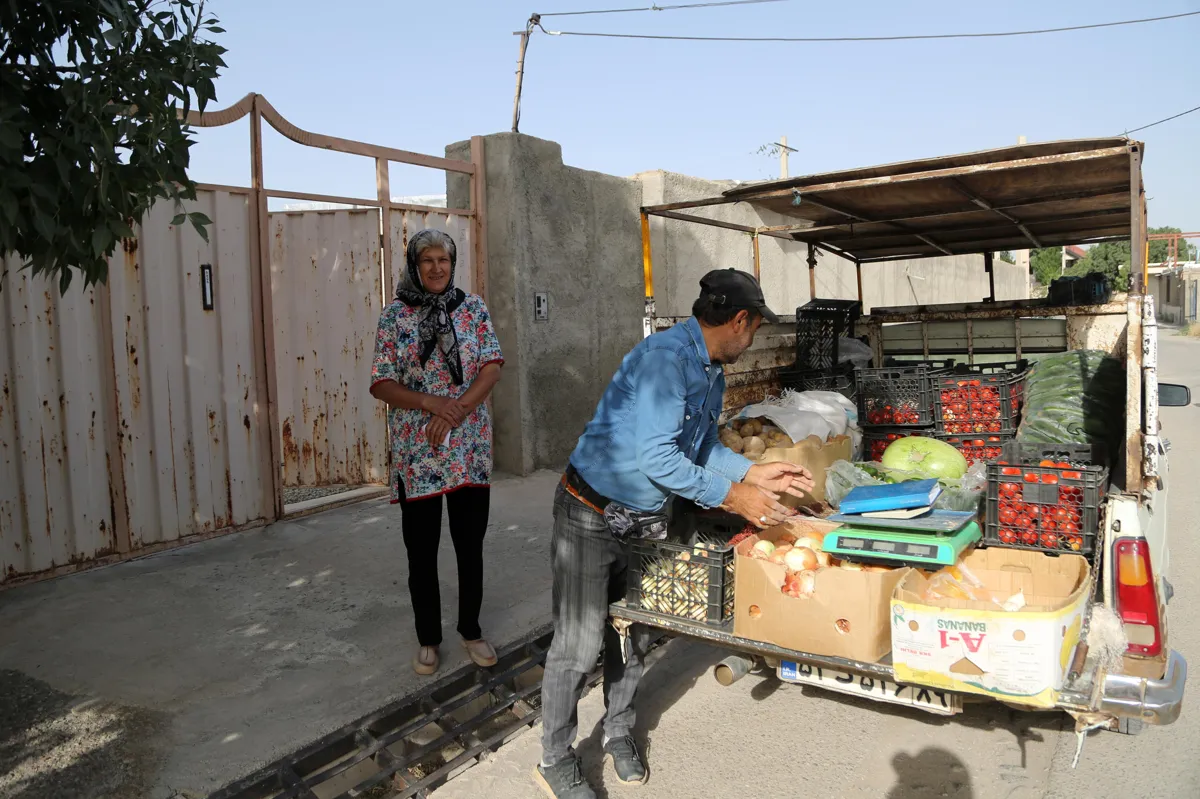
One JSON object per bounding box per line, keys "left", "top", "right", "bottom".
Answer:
{"left": 371, "top": 293, "right": 503, "bottom": 501}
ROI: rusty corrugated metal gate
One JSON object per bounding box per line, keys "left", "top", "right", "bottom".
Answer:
{"left": 0, "top": 94, "right": 489, "bottom": 585}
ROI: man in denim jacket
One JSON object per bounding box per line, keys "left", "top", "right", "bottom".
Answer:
{"left": 534, "top": 269, "right": 815, "bottom": 798}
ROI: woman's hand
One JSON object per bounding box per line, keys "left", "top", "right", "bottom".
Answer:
{"left": 427, "top": 416, "right": 453, "bottom": 449}
{"left": 423, "top": 395, "right": 470, "bottom": 426}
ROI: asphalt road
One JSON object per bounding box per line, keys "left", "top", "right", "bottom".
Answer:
{"left": 432, "top": 331, "right": 1200, "bottom": 799}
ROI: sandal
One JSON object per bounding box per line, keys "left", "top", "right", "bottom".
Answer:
{"left": 413, "top": 645, "right": 440, "bottom": 676}
{"left": 463, "top": 638, "right": 497, "bottom": 667}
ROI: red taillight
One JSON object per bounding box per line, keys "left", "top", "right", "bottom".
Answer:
{"left": 1115, "top": 538, "right": 1162, "bottom": 657}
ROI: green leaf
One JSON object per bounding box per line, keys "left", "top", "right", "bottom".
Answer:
{"left": 103, "top": 28, "right": 122, "bottom": 47}
{"left": 58, "top": 268, "right": 73, "bottom": 295}
{"left": 205, "top": 26, "right": 225, "bottom": 33}
{"left": 171, "top": 213, "right": 187, "bottom": 226}
{"left": 187, "top": 211, "right": 212, "bottom": 226}
{"left": 0, "top": 190, "right": 17, "bottom": 225}
{"left": 91, "top": 226, "right": 113, "bottom": 257}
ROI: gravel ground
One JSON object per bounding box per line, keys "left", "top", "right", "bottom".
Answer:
{"left": 282, "top": 484, "right": 359, "bottom": 505}
{"left": 0, "top": 670, "right": 168, "bottom": 799}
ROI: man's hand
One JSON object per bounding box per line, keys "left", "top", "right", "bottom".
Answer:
{"left": 427, "top": 416, "right": 453, "bottom": 449}
{"left": 423, "top": 395, "right": 470, "bottom": 426}
{"left": 745, "top": 462, "right": 816, "bottom": 500}
{"left": 722, "top": 482, "right": 796, "bottom": 528}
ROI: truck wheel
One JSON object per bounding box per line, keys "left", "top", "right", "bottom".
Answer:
{"left": 1115, "top": 717, "right": 1144, "bottom": 736}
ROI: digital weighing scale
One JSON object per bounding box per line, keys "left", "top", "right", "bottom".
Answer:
{"left": 821, "top": 512, "right": 982, "bottom": 569}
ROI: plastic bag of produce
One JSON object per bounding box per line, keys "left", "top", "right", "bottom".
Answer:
{"left": 824, "top": 460, "right": 985, "bottom": 513}
{"left": 1017, "top": 350, "right": 1126, "bottom": 463}
{"left": 734, "top": 389, "right": 858, "bottom": 449}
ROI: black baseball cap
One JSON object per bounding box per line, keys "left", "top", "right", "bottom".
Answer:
{"left": 698, "top": 268, "right": 779, "bottom": 323}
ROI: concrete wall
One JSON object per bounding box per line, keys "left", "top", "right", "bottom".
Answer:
{"left": 636, "top": 169, "right": 1029, "bottom": 317}
{"left": 447, "top": 134, "right": 644, "bottom": 475}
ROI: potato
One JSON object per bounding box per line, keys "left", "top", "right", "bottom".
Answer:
{"left": 719, "top": 428, "right": 744, "bottom": 453}
{"left": 743, "top": 435, "right": 767, "bottom": 459}
{"left": 741, "top": 418, "right": 763, "bottom": 437}
{"left": 730, "top": 419, "right": 745, "bottom": 433}
{"left": 774, "top": 433, "right": 795, "bottom": 448}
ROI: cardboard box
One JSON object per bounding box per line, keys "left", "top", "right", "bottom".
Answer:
{"left": 890, "top": 548, "right": 1090, "bottom": 708}
{"left": 733, "top": 519, "right": 909, "bottom": 663}
{"left": 757, "top": 434, "right": 853, "bottom": 506}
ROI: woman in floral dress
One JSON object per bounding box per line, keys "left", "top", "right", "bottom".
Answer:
{"left": 370, "top": 229, "right": 503, "bottom": 675}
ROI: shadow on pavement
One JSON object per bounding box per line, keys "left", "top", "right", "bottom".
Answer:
{"left": 0, "top": 669, "right": 167, "bottom": 799}
{"left": 886, "top": 747, "right": 974, "bottom": 798}
{"left": 576, "top": 638, "right": 726, "bottom": 798}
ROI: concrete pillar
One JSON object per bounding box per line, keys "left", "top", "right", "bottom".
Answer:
{"left": 446, "top": 134, "right": 644, "bottom": 475}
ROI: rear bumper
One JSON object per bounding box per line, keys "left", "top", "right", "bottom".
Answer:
{"left": 1098, "top": 650, "right": 1187, "bottom": 725}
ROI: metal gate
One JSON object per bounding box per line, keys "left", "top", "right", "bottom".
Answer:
{"left": 2, "top": 189, "right": 275, "bottom": 582}
{"left": 1190, "top": 279, "right": 1197, "bottom": 323}
{"left": 1, "top": 93, "right": 489, "bottom": 585}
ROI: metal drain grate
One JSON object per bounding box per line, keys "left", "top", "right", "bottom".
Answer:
{"left": 208, "top": 624, "right": 664, "bottom": 799}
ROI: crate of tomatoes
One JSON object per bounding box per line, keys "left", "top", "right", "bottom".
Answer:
{"left": 937, "top": 433, "right": 1010, "bottom": 467}
{"left": 933, "top": 361, "right": 1028, "bottom": 436}
{"left": 863, "top": 428, "right": 932, "bottom": 462}
{"left": 856, "top": 363, "right": 951, "bottom": 427}
{"left": 984, "top": 443, "right": 1108, "bottom": 557}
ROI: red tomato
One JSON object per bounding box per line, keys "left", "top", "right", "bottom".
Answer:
{"left": 1023, "top": 473, "right": 1038, "bottom": 483}
{"left": 999, "top": 508, "right": 1016, "bottom": 524}
{"left": 1040, "top": 532, "right": 1059, "bottom": 548}
{"left": 1041, "top": 473, "right": 1059, "bottom": 485}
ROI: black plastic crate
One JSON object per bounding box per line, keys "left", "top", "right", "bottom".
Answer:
{"left": 933, "top": 362, "right": 1028, "bottom": 436}
{"left": 856, "top": 364, "right": 948, "bottom": 427}
{"left": 863, "top": 427, "right": 933, "bottom": 462}
{"left": 883, "top": 358, "right": 957, "bottom": 370}
{"left": 984, "top": 442, "right": 1109, "bottom": 557}
{"left": 689, "top": 509, "right": 749, "bottom": 547}
{"left": 625, "top": 538, "right": 735, "bottom": 626}
{"left": 937, "top": 432, "right": 1012, "bottom": 467}
{"left": 795, "top": 299, "right": 861, "bottom": 371}
{"left": 778, "top": 363, "right": 856, "bottom": 401}
{"left": 996, "top": 442, "right": 1105, "bottom": 468}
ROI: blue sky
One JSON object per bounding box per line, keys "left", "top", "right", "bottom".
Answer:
{"left": 189, "top": 0, "right": 1200, "bottom": 227}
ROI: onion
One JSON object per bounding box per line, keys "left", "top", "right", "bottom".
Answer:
{"left": 815, "top": 550, "right": 832, "bottom": 569}
{"left": 784, "top": 546, "right": 818, "bottom": 572}
{"left": 796, "top": 570, "right": 817, "bottom": 598}
{"left": 839, "top": 560, "right": 864, "bottom": 571}
{"left": 798, "top": 531, "right": 826, "bottom": 551}
{"left": 752, "top": 540, "right": 776, "bottom": 559}
{"left": 881, "top": 436, "right": 968, "bottom": 480}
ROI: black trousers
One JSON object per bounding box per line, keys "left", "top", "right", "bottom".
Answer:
{"left": 397, "top": 483, "right": 491, "bottom": 647}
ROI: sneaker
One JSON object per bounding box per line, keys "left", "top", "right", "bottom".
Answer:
{"left": 532, "top": 752, "right": 596, "bottom": 799}
{"left": 604, "top": 735, "right": 647, "bottom": 785}
{"left": 412, "top": 645, "right": 439, "bottom": 676}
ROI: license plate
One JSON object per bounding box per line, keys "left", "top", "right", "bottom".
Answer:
{"left": 778, "top": 661, "right": 962, "bottom": 716}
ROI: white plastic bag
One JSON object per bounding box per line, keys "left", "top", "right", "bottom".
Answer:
{"left": 735, "top": 389, "right": 861, "bottom": 451}
{"left": 837, "top": 337, "right": 874, "bottom": 369}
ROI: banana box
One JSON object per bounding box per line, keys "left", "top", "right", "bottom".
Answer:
{"left": 889, "top": 547, "right": 1090, "bottom": 708}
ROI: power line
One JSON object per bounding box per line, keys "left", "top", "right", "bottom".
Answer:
{"left": 1125, "top": 103, "right": 1200, "bottom": 134}
{"left": 541, "top": 9, "right": 1200, "bottom": 42}
{"left": 537, "top": 0, "right": 787, "bottom": 18}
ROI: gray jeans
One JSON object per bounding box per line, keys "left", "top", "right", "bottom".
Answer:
{"left": 540, "top": 483, "right": 651, "bottom": 765}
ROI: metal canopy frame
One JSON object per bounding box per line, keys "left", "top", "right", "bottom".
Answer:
{"left": 637, "top": 137, "right": 1148, "bottom": 320}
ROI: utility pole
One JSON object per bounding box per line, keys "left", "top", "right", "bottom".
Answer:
{"left": 511, "top": 14, "right": 540, "bottom": 133}
{"left": 777, "top": 136, "right": 798, "bottom": 179}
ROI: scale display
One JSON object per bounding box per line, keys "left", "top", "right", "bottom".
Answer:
{"left": 822, "top": 522, "right": 982, "bottom": 568}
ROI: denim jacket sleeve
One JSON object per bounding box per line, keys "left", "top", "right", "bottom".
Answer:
{"left": 697, "top": 419, "right": 753, "bottom": 484}
{"left": 632, "top": 348, "right": 733, "bottom": 509}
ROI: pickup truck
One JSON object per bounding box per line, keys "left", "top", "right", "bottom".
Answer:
{"left": 618, "top": 137, "right": 1188, "bottom": 742}
{"left": 612, "top": 294, "right": 1189, "bottom": 740}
